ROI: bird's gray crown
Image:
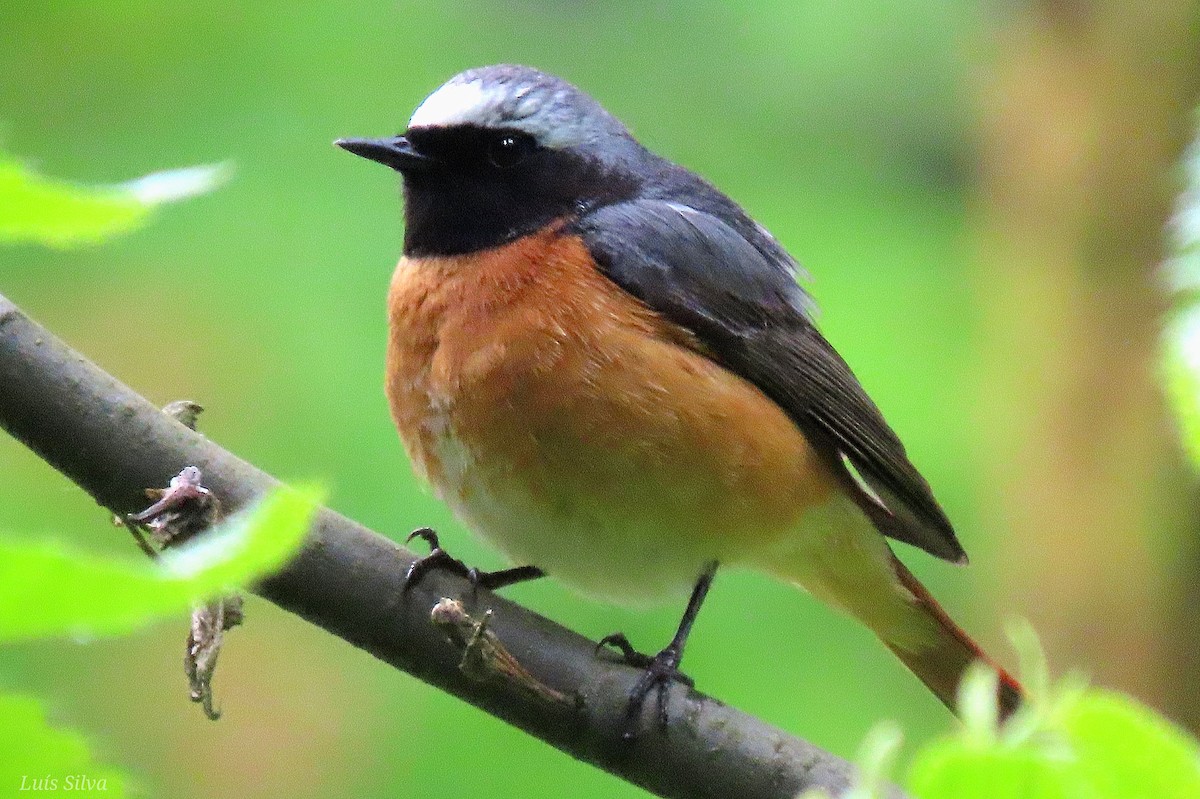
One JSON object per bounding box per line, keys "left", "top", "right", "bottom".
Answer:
{"left": 407, "top": 65, "right": 630, "bottom": 150}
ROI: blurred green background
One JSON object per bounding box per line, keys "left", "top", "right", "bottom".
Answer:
{"left": 2, "top": 1, "right": 1197, "bottom": 797}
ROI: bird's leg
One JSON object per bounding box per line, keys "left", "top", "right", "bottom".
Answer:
{"left": 403, "top": 528, "right": 545, "bottom": 593}
{"left": 597, "top": 560, "right": 718, "bottom": 740}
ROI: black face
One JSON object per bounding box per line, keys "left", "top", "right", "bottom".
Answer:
{"left": 392, "top": 125, "right": 640, "bottom": 257}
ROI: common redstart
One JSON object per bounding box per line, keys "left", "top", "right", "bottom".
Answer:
{"left": 336, "top": 64, "right": 1021, "bottom": 734}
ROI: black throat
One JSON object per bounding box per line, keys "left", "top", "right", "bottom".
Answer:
{"left": 399, "top": 128, "right": 641, "bottom": 257}
{"left": 400, "top": 171, "right": 573, "bottom": 257}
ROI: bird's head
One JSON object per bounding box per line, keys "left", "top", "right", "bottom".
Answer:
{"left": 337, "top": 65, "right": 649, "bottom": 256}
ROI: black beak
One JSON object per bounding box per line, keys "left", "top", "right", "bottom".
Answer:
{"left": 334, "top": 135, "right": 434, "bottom": 172}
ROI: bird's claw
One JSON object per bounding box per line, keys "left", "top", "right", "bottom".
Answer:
{"left": 626, "top": 646, "right": 692, "bottom": 739}
{"left": 402, "top": 528, "right": 545, "bottom": 595}
{"left": 596, "top": 632, "right": 652, "bottom": 668}
{"left": 403, "top": 527, "right": 471, "bottom": 592}
{"left": 596, "top": 632, "right": 694, "bottom": 740}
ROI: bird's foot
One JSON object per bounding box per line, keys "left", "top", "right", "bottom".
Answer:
{"left": 596, "top": 632, "right": 694, "bottom": 740}
{"left": 403, "top": 528, "right": 544, "bottom": 594}
{"left": 404, "top": 527, "right": 470, "bottom": 590}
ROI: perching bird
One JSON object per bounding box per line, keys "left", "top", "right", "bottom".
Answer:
{"left": 336, "top": 64, "right": 1022, "bottom": 734}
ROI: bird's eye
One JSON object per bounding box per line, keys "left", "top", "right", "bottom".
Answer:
{"left": 487, "top": 133, "right": 534, "bottom": 168}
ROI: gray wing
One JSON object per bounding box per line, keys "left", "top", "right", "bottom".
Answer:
{"left": 573, "top": 199, "right": 966, "bottom": 563}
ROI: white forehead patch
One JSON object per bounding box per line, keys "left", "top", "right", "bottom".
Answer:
{"left": 407, "top": 78, "right": 583, "bottom": 149}
{"left": 408, "top": 80, "right": 491, "bottom": 129}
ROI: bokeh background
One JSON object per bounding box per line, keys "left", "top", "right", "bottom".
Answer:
{"left": 2, "top": 1, "right": 1198, "bottom": 797}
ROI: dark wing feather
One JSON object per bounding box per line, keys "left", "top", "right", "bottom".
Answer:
{"left": 574, "top": 199, "right": 966, "bottom": 563}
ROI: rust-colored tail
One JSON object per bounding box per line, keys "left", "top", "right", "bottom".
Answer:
{"left": 757, "top": 497, "right": 1023, "bottom": 720}
{"left": 886, "top": 555, "right": 1023, "bottom": 721}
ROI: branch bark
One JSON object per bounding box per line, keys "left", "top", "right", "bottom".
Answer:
{"left": 0, "top": 292, "right": 892, "bottom": 799}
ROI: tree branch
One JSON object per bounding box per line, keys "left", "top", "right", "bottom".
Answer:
{"left": 0, "top": 292, "right": 895, "bottom": 799}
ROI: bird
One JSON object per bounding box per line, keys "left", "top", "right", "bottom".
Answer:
{"left": 335, "top": 64, "right": 1022, "bottom": 735}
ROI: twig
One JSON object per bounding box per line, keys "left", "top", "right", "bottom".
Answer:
{"left": 128, "top": 465, "right": 218, "bottom": 546}
{"left": 126, "top": 463, "right": 241, "bottom": 721}
{"left": 119, "top": 515, "right": 158, "bottom": 558}
{"left": 111, "top": 403, "right": 213, "bottom": 560}
{"left": 123, "top": 399, "right": 240, "bottom": 719}
{"left": 431, "top": 598, "right": 571, "bottom": 706}
{"left": 185, "top": 593, "right": 244, "bottom": 720}
{"left": 0, "top": 292, "right": 903, "bottom": 799}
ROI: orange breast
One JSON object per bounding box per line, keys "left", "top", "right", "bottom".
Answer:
{"left": 386, "top": 225, "right": 837, "bottom": 601}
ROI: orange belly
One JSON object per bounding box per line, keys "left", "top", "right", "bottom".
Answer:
{"left": 386, "top": 225, "right": 837, "bottom": 602}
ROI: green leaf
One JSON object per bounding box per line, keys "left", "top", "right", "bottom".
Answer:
{"left": 1059, "top": 691, "right": 1200, "bottom": 799}
{"left": 0, "top": 694, "right": 130, "bottom": 796}
{"left": 908, "top": 739, "right": 1090, "bottom": 799}
{"left": 0, "top": 485, "right": 319, "bottom": 642}
{"left": 0, "top": 155, "right": 229, "bottom": 248}
{"left": 904, "top": 622, "right": 1200, "bottom": 799}
{"left": 907, "top": 677, "right": 1200, "bottom": 799}
{"left": 908, "top": 657, "right": 1084, "bottom": 799}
